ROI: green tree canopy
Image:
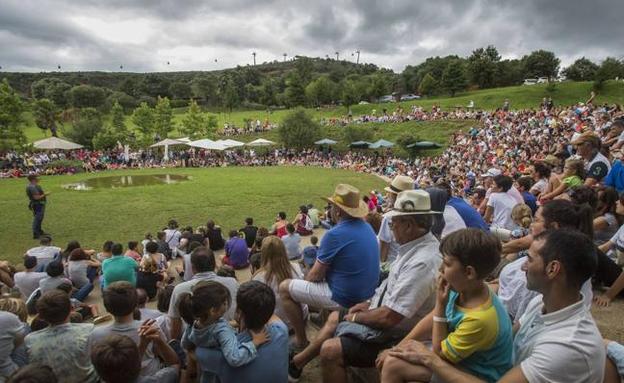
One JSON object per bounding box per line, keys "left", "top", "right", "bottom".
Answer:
{"left": 305, "top": 76, "right": 338, "bottom": 106}
{"left": 0, "top": 79, "right": 26, "bottom": 150}
{"left": 563, "top": 57, "right": 599, "bottom": 81}
{"left": 278, "top": 108, "right": 320, "bottom": 150}
{"left": 523, "top": 50, "right": 560, "bottom": 79}
{"left": 153, "top": 96, "right": 174, "bottom": 138}
{"left": 33, "top": 98, "right": 60, "bottom": 137}
{"left": 64, "top": 108, "right": 103, "bottom": 148}
{"left": 418, "top": 73, "right": 438, "bottom": 96}
{"left": 467, "top": 46, "right": 500, "bottom": 89}
{"left": 132, "top": 102, "right": 155, "bottom": 141}
{"left": 441, "top": 60, "right": 468, "bottom": 96}
{"left": 180, "top": 99, "right": 217, "bottom": 139}
{"left": 69, "top": 85, "right": 107, "bottom": 109}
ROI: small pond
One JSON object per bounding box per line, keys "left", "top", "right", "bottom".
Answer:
{"left": 63, "top": 174, "right": 191, "bottom": 190}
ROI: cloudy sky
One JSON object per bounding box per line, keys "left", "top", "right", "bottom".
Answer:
{"left": 1, "top": 0, "right": 623, "bottom": 73}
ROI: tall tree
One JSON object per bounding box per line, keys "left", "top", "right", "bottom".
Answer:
{"left": 180, "top": 99, "right": 217, "bottom": 139}
{"left": 131, "top": 102, "right": 155, "bottom": 142}
{"left": 284, "top": 72, "right": 306, "bottom": 107}
{"left": 305, "top": 76, "right": 338, "bottom": 106}
{"left": 0, "top": 79, "right": 26, "bottom": 150}
{"left": 93, "top": 101, "right": 129, "bottom": 149}
{"left": 563, "top": 57, "right": 599, "bottom": 81}
{"left": 467, "top": 46, "right": 500, "bottom": 89}
{"left": 33, "top": 98, "right": 60, "bottom": 137}
{"left": 65, "top": 108, "right": 103, "bottom": 148}
{"left": 523, "top": 50, "right": 560, "bottom": 79}
{"left": 278, "top": 108, "right": 320, "bottom": 150}
{"left": 69, "top": 85, "right": 107, "bottom": 109}
{"left": 441, "top": 60, "right": 468, "bottom": 96}
{"left": 191, "top": 75, "right": 219, "bottom": 106}
{"left": 153, "top": 96, "right": 174, "bottom": 138}
{"left": 418, "top": 73, "right": 438, "bottom": 96}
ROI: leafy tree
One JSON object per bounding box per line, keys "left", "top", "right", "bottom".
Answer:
{"left": 341, "top": 79, "right": 362, "bottom": 109}
{"left": 418, "top": 73, "right": 438, "bottom": 96}
{"left": 220, "top": 75, "right": 241, "bottom": 112}
{"left": 132, "top": 102, "right": 155, "bottom": 141}
{"left": 594, "top": 57, "right": 624, "bottom": 90}
{"left": 441, "top": 60, "right": 468, "bottom": 96}
{"left": 259, "top": 78, "right": 279, "bottom": 106}
{"left": 139, "top": 74, "right": 171, "bottom": 98}
{"left": 107, "top": 91, "right": 138, "bottom": 111}
{"left": 397, "top": 133, "right": 421, "bottom": 157}
{"left": 153, "top": 96, "right": 174, "bottom": 138}
{"left": 278, "top": 108, "right": 320, "bottom": 150}
{"left": 523, "top": 50, "right": 560, "bottom": 79}
{"left": 110, "top": 101, "right": 127, "bottom": 134}
{"left": 169, "top": 81, "right": 192, "bottom": 100}
{"left": 119, "top": 77, "right": 139, "bottom": 98}
{"left": 93, "top": 101, "right": 128, "bottom": 150}
{"left": 33, "top": 98, "right": 60, "bottom": 137}
{"left": 467, "top": 46, "right": 500, "bottom": 89}
{"left": 64, "top": 108, "right": 103, "bottom": 148}
{"left": 31, "top": 78, "right": 72, "bottom": 108}
{"left": 305, "top": 76, "right": 338, "bottom": 106}
{"left": 343, "top": 125, "right": 374, "bottom": 144}
{"left": 284, "top": 72, "right": 306, "bottom": 107}
{"left": 191, "top": 75, "right": 219, "bottom": 106}
{"left": 295, "top": 57, "right": 314, "bottom": 85}
{"left": 0, "top": 79, "right": 26, "bottom": 150}
{"left": 369, "top": 74, "right": 389, "bottom": 99}
{"left": 69, "top": 85, "right": 107, "bottom": 109}
{"left": 180, "top": 99, "right": 217, "bottom": 139}
{"left": 563, "top": 57, "right": 599, "bottom": 81}
{"left": 495, "top": 59, "right": 525, "bottom": 87}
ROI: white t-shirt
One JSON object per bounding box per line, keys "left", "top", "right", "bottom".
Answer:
{"left": 378, "top": 214, "right": 400, "bottom": 264}
{"left": 13, "top": 271, "right": 47, "bottom": 299}
{"left": 441, "top": 205, "right": 466, "bottom": 238}
{"left": 514, "top": 295, "right": 605, "bottom": 383}
{"left": 26, "top": 245, "right": 61, "bottom": 268}
{"left": 487, "top": 192, "right": 518, "bottom": 230}
{"left": 529, "top": 178, "right": 548, "bottom": 195}
{"left": 164, "top": 229, "right": 181, "bottom": 251}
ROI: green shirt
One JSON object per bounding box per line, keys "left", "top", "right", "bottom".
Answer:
{"left": 563, "top": 175, "right": 583, "bottom": 189}
{"left": 102, "top": 255, "right": 138, "bottom": 288}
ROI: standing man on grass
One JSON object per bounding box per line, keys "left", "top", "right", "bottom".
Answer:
{"left": 26, "top": 174, "right": 49, "bottom": 239}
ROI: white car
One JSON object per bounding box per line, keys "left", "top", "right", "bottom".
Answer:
{"left": 537, "top": 77, "right": 549, "bottom": 83}
{"left": 523, "top": 79, "right": 538, "bottom": 86}
{"left": 378, "top": 95, "right": 395, "bottom": 103}
{"left": 400, "top": 94, "right": 420, "bottom": 101}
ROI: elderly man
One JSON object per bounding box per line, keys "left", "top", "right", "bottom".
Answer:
{"left": 378, "top": 175, "right": 415, "bottom": 263}
{"left": 279, "top": 184, "right": 380, "bottom": 351}
{"left": 287, "top": 190, "right": 442, "bottom": 383}
{"left": 572, "top": 131, "right": 611, "bottom": 187}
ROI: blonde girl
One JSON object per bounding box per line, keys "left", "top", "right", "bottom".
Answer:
{"left": 539, "top": 158, "right": 584, "bottom": 201}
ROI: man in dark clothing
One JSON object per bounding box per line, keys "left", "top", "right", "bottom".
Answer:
{"left": 239, "top": 217, "right": 258, "bottom": 248}
{"left": 156, "top": 231, "right": 172, "bottom": 260}
{"left": 26, "top": 175, "right": 49, "bottom": 239}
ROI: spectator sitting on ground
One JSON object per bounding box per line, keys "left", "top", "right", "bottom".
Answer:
{"left": 307, "top": 204, "right": 320, "bottom": 228}
{"left": 301, "top": 235, "right": 319, "bottom": 272}
{"left": 294, "top": 206, "right": 314, "bottom": 236}
{"left": 155, "top": 232, "right": 172, "bottom": 260}
{"left": 539, "top": 158, "right": 585, "bottom": 202}
{"left": 516, "top": 176, "right": 538, "bottom": 214}
{"left": 143, "top": 241, "right": 168, "bottom": 273}
{"left": 270, "top": 212, "right": 289, "bottom": 238}
{"left": 25, "top": 290, "right": 98, "bottom": 382}
{"left": 280, "top": 184, "right": 380, "bottom": 350}
{"left": 239, "top": 217, "right": 258, "bottom": 249}
{"left": 89, "top": 281, "right": 176, "bottom": 377}
{"left": 124, "top": 241, "right": 142, "bottom": 262}
{"left": 90, "top": 333, "right": 179, "bottom": 383}
{"left": 252, "top": 235, "right": 308, "bottom": 330}
{"left": 281, "top": 224, "right": 302, "bottom": 260}
{"left": 13, "top": 256, "right": 46, "bottom": 299}
{"left": 96, "top": 240, "right": 114, "bottom": 262}
{"left": 222, "top": 230, "right": 250, "bottom": 269}
{"left": 136, "top": 288, "right": 161, "bottom": 321}
{"left": 163, "top": 219, "right": 181, "bottom": 256}
{"left": 380, "top": 229, "right": 513, "bottom": 383}
{"left": 168, "top": 247, "right": 239, "bottom": 341}
{"left": 206, "top": 220, "right": 225, "bottom": 251}
{"left": 485, "top": 175, "right": 518, "bottom": 233}
{"left": 289, "top": 189, "right": 442, "bottom": 382}
{"left": 0, "top": 309, "right": 26, "bottom": 381}
{"left": 572, "top": 131, "right": 611, "bottom": 187}
{"left": 136, "top": 257, "right": 165, "bottom": 300}
{"left": 24, "top": 235, "right": 60, "bottom": 272}
{"left": 195, "top": 281, "right": 289, "bottom": 382}
{"left": 102, "top": 243, "right": 138, "bottom": 288}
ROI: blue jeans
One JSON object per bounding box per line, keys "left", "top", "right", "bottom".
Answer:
{"left": 32, "top": 204, "right": 45, "bottom": 237}
{"left": 72, "top": 282, "right": 93, "bottom": 302}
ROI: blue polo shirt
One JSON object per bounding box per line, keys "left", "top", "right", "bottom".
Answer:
{"left": 317, "top": 218, "right": 380, "bottom": 307}
{"left": 102, "top": 255, "right": 138, "bottom": 288}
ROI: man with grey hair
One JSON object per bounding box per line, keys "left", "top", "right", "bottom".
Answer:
{"left": 378, "top": 175, "right": 415, "bottom": 264}
{"left": 288, "top": 190, "right": 442, "bottom": 383}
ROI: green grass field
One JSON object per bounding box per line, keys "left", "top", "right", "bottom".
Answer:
{"left": 22, "top": 80, "right": 624, "bottom": 144}
{"left": 0, "top": 166, "right": 386, "bottom": 264}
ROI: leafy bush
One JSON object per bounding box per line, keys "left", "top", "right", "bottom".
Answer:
{"left": 278, "top": 108, "right": 320, "bottom": 150}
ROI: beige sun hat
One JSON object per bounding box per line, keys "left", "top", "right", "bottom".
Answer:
{"left": 384, "top": 189, "right": 442, "bottom": 218}
{"left": 384, "top": 175, "right": 415, "bottom": 194}
{"left": 323, "top": 184, "right": 369, "bottom": 218}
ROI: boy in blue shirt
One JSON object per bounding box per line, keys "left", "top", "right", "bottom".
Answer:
{"left": 301, "top": 235, "right": 319, "bottom": 273}
{"left": 384, "top": 228, "right": 513, "bottom": 383}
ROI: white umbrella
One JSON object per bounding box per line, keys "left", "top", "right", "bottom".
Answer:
{"left": 33, "top": 137, "right": 83, "bottom": 150}
{"left": 150, "top": 138, "right": 188, "bottom": 160}
{"left": 369, "top": 139, "right": 394, "bottom": 149}
{"left": 176, "top": 137, "right": 192, "bottom": 143}
{"left": 246, "top": 138, "right": 276, "bottom": 147}
{"left": 189, "top": 139, "right": 228, "bottom": 151}
{"left": 314, "top": 138, "right": 338, "bottom": 145}
{"left": 218, "top": 139, "right": 245, "bottom": 148}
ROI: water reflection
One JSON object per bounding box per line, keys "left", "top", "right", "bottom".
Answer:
{"left": 63, "top": 174, "right": 190, "bottom": 190}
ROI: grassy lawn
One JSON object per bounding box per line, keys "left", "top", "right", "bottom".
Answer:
{"left": 0, "top": 166, "right": 386, "bottom": 264}
{"left": 21, "top": 81, "right": 624, "bottom": 144}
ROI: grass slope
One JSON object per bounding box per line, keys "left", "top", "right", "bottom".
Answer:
{"left": 0, "top": 167, "right": 385, "bottom": 263}
{"left": 22, "top": 81, "right": 624, "bottom": 144}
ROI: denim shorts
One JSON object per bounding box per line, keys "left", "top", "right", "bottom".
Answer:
{"left": 607, "top": 341, "right": 624, "bottom": 376}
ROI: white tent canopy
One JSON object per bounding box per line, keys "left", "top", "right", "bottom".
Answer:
{"left": 189, "top": 139, "right": 228, "bottom": 151}
{"left": 315, "top": 138, "right": 338, "bottom": 145}
{"left": 246, "top": 138, "right": 276, "bottom": 147}
{"left": 218, "top": 139, "right": 245, "bottom": 148}
{"left": 150, "top": 138, "right": 189, "bottom": 160}
{"left": 33, "top": 137, "right": 83, "bottom": 150}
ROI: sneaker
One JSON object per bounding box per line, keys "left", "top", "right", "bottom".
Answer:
{"left": 288, "top": 360, "right": 303, "bottom": 383}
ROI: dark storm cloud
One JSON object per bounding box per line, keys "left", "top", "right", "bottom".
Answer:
{"left": 1, "top": 0, "right": 623, "bottom": 72}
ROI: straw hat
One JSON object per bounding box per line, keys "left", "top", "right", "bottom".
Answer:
{"left": 385, "top": 190, "right": 442, "bottom": 218}
{"left": 384, "top": 175, "right": 415, "bottom": 194}
{"left": 571, "top": 132, "right": 600, "bottom": 148}
{"left": 323, "top": 184, "right": 369, "bottom": 218}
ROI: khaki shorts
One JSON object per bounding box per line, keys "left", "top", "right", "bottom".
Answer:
{"left": 288, "top": 280, "right": 342, "bottom": 310}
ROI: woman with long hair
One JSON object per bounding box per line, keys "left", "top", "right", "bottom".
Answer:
{"left": 252, "top": 236, "right": 307, "bottom": 328}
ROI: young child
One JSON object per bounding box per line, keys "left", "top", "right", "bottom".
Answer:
{"left": 301, "top": 235, "right": 319, "bottom": 273}
{"left": 510, "top": 204, "right": 533, "bottom": 240}
{"left": 141, "top": 233, "right": 153, "bottom": 255}
{"left": 539, "top": 158, "right": 584, "bottom": 201}
{"left": 179, "top": 281, "right": 269, "bottom": 381}
{"left": 125, "top": 241, "right": 142, "bottom": 262}
{"left": 385, "top": 228, "right": 513, "bottom": 383}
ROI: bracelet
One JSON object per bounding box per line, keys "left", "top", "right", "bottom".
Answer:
{"left": 433, "top": 315, "right": 448, "bottom": 323}
{"left": 351, "top": 313, "right": 357, "bottom": 323}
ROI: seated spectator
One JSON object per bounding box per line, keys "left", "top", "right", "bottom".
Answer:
{"left": 529, "top": 162, "right": 551, "bottom": 197}
{"left": 593, "top": 187, "right": 620, "bottom": 246}
{"left": 271, "top": 212, "right": 289, "bottom": 238}
{"left": 485, "top": 175, "right": 518, "bottom": 232}
{"left": 252, "top": 236, "right": 308, "bottom": 329}
{"left": 164, "top": 219, "right": 181, "bottom": 256}
{"left": 154, "top": 285, "right": 177, "bottom": 341}
{"left": 7, "top": 364, "right": 56, "bottom": 383}
{"left": 307, "top": 204, "right": 320, "bottom": 228}
{"left": 102, "top": 243, "right": 138, "bottom": 288}
{"left": 509, "top": 204, "right": 533, "bottom": 244}
{"left": 143, "top": 242, "right": 168, "bottom": 272}
{"left": 281, "top": 224, "right": 302, "bottom": 260}
{"left": 89, "top": 281, "right": 176, "bottom": 377}
{"left": 179, "top": 281, "right": 269, "bottom": 382}
{"left": 379, "top": 175, "right": 415, "bottom": 264}
{"left": 67, "top": 248, "right": 99, "bottom": 290}
{"left": 293, "top": 206, "right": 313, "bottom": 236}
{"left": 13, "top": 256, "right": 46, "bottom": 299}
{"left": 280, "top": 184, "right": 380, "bottom": 350}
{"left": 222, "top": 231, "right": 250, "bottom": 269}
{"left": 125, "top": 241, "right": 142, "bottom": 262}
{"left": 516, "top": 176, "right": 538, "bottom": 214}
{"left": 25, "top": 236, "right": 60, "bottom": 271}
{"left": 206, "top": 220, "right": 225, "bottom": 251}
{"left": 301, "top": 235, "right": 319, "bottom": 271}
{"left": 25, "top": 290, "right": 98, "bottom": 382}
{"left": 38, "top": 261, "right": 71, "bottom": 295}
{"left": 395, "top": 229, "right": 606, "bottom": 383}
{"left": 0, "top": 310, "right": 26, "bottom": 381}
{"left": 250, "top": 227, "right": 269, "bottom": 255}
{"left": 136, "top": 257, "right": 166, "bottom": 300}
{"left": 239, "top": 217, "right": 258, "bottom": 248}
{"left": 136, "top": 288, "right": 161, "bottom": 321}
{"left": 436, "top": 181, "right": 488, "bottom": 238}
{"left": 141, "top": 233, "right": 153, "bottom": 255}
{"left": 289, "top": 189, "right": 442, "bottom": 381}
{"left": 91, "top": 334, "right": 179, "bottom": 383}
{"left": 155, "top": 232, "right": 172, "bottom": 260}
{"left": 381, "top": 229, "right": 512, "bottom": 382}
{"left": 168, "top": 247, "right": 239, "bottom": 341}
{"left": 96, "top": 240, "right": 114, "bottom": 262}
{"left": 195, "top": 281, "right": 289, "bottom": 382}
{"left": 539, "top": 158, "right": 585, "bottom": 202}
